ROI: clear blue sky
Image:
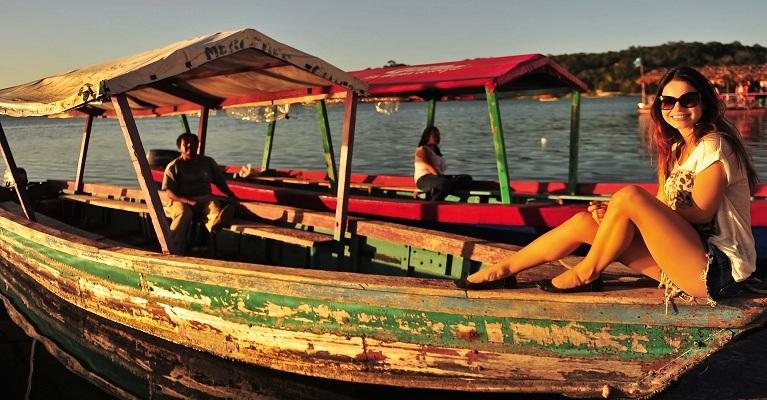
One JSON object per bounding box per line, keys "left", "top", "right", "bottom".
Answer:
{"left": 1, "top": 0, "right": 764, "bottom": 88}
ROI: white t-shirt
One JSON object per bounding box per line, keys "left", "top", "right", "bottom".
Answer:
{"left": 663, "top": 133, "right": 755, "bottom": 281}
{"left": 414, "top": 146, "right": 447, "bottom": 183}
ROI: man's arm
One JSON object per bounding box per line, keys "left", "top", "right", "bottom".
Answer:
{"left": 209, "top": 158, "right": 238, "bottom": 201}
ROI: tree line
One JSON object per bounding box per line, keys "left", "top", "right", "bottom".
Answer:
{"left": 550, "top": 41, "right": 767, "bottom": 93}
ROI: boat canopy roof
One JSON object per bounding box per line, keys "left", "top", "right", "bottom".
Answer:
{"left": 0, "top": 28, "right": 367, "bottom": 118}
{"left": 351, "top": 54, "right": 588, "bottom": 97}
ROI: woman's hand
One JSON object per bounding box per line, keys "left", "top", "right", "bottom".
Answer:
{"left": 588, "top": 200, "right": 608, "bottom": 224}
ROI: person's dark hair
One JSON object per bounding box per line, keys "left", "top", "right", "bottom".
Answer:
{"left": 176, "top": 133, "right": 199, "bottom": 149}
{"left": 650, "top": 66, "right": 758, "bottom": 192}
{"left": 418, "top": 126, "right": 442, "bottom": 156}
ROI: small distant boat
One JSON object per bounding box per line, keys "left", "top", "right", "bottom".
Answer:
{"left": 537, "top": 94, "right": 558, "bottom": 101}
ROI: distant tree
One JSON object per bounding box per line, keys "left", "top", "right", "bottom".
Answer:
{"left": 384, "top": 60, "right": 407, "bottom": 68}
{"left": 550, "top": 41, "right": 767, "bottom": 94}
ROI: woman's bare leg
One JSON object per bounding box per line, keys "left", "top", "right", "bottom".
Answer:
{"left": 552, "top": 186, "right": 707, "bottom": 297}
{"left": 618, "top": 234, "right": 662, "bottom": 281}
{"left": 467, "top": 211, "right": 599, "bottom": 283}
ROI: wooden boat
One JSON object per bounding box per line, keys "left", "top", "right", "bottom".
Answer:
{"left": 1, "top": 29, "right": 767, "bottom": 399}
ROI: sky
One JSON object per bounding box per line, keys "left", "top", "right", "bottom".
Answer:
{"left": 0, "top": 0, "right": 765, "bottom": 88}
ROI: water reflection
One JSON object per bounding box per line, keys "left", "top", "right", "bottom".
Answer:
{"left": 637, "top": 111, "right": 767, "bottom": 154}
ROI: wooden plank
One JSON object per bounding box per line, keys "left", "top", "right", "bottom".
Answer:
{"left": 261, "top": 120, "right": 276, "bottom": 171}
{"left": 426, "top": 97, "right": 436, "bottom": 128}
{"left": 0, "top": 201, "right": 106, "bottom": 242}
{"left": 179, "top": 114, "right": 192, "bottom": 134}
{"left": 567, "top": 90, "right": 581, "bottom": 194}
{"left": 228, "top": 222, "right": 333, "bottom": 248}
{"left": 197, "top": 106, "right": 209, "bottom": 155}
{"left": 61, "top": 194, "right": 151, "bottom": 214}
{"left": 485, "top": 85, "right": 511, "bottom": 204}
{"left": 251, "top": 176, "right": 332, "bottom": 188}
{"left": 112, "top": 94, "right": 175, "bottom": 254}
{"left": 0, "top": 120, "right": 35, "bottom": 221}
{"left": 316, "top": 100, "right": 338, "bottom": 190}
{"left": 334, "top": 90, "right": 358, "bottom": 242}
{"left": 74, "top": 114, "right": 93, "bottom": 193}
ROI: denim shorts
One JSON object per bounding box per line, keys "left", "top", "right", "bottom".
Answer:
{"left": 704, "top": 240, "right": 743, "bottom": 301}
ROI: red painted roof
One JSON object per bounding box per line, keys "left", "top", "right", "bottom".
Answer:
{"left": 350, "top": 54, "right": 588, "bottom": 96}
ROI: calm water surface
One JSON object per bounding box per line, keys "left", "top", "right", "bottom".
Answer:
{"left": 2, "top": 96, "right": 766, "bottom": 186}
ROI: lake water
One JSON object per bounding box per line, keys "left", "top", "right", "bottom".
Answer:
{"left": 1, "top": 96, "right": 766, "bottom": 186}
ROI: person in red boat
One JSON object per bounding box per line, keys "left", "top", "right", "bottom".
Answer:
{"left": 414, "top": 126, "right": 472, "bottom": 201}
{"left": 457, "top": 67, "right": 758, "bottom": 306}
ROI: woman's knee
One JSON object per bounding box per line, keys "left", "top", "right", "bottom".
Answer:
{"left": 562, "top": 211, "right": 598, "bottom": 239}
{"left": 610, "top": 185, "right": 654, "bottom": 212}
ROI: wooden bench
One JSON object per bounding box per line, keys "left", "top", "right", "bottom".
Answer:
{"left": 60, "top": 193, "right": 151, "bottom": 214}
{"left": 248, "top": 176, "right": 333, "bottom": 189}
{"left": 227, "top": 220, "right": 334, "bottom": 268}
{"left": 59, "top": 193, "right": 157, "bottom": 241}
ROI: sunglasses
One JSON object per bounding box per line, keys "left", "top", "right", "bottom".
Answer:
{"left": 657, "top": 92, "right": 701, "bottom": 110}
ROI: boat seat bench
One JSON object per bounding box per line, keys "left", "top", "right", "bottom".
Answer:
{"left": 60, "top": 193, "right": 156, "bottom": 239}
{"left": 226, "top": 220, "right": 334, "bottom": 268}
{"left": 60, "top": 193, "right": 152, "bottom": 214}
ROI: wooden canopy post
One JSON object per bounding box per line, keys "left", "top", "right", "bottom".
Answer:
{"left": 426, "top": 97, "right": 436, "bottom": 128}
{"left": 74, "top": 114, "right": 94, "bottom": 193}
{"left": 485, "top": 84, "right": 512, "bottom": 204}
{"left": 197, "top": 107, "right": 209, "bottom": 156}
{"left": 112, "top": 94, "right": 175, "bottom": 254}
{"left": 333, "top": 90, "right": 358, "bottom": 244}
{"left": 260, "top": 117, "right": 277, "bottom": 172}
{"left": 0, "top": 120, "right": 35, "bottom": 221}
{"left": 567, "top": 90, "right": 582, "bottom": 194}
{"left": 179, "top": 114, "right": 192, "bottom": 134}
{"left": 316, "top": 100, "right": 338, "bottom": 190}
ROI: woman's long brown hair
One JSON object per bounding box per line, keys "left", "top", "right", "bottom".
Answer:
{"left": 649, "top": 66, "right": 758, "bottom": 192}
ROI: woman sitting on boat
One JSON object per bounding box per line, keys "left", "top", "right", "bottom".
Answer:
{"left": 458, "top": 66, "right": 758, "bottom": 305}
{"left": 414, "top": 126, "right": 472, "bottom": 201}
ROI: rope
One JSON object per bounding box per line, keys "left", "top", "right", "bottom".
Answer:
{"left": 25, "top": 338, "right": 36, "bottom": 400}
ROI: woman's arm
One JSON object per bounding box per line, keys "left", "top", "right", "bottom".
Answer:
{"left": 675, "top": 161, "right": 727, "bottom": 224}
{"left": 415, "top": 146, "right": 441, "bottom": 175}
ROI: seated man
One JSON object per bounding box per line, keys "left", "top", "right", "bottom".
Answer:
{"left": 163, "top": 133, "right": 238, "bottom": 253}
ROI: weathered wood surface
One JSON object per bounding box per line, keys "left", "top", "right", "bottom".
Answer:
{"left": 0, "top": 272, "right": 360, "bottom": 400}
{"left": 112, "top": 94, "right": 174, "bottom": 253}
{"left": 0, "top": 202, "right": 107, "bottom": 243}
{"left": 61, "top": 193, "right": 152, "bottom": 215}
{"left": 6, "top": 183, "right": 767, "bottom": 397}
{"left": 229, "top": 221, "right": 333, "bottom": 247}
